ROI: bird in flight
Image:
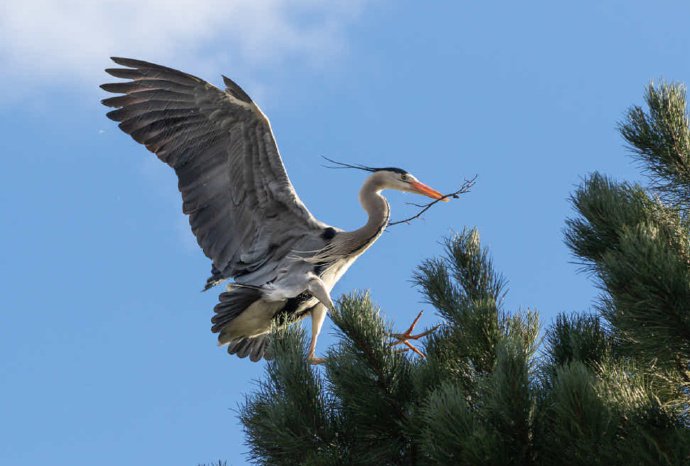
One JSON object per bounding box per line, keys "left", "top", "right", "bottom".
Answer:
{"left": 101, "top": 57, "right": 449, "bottom": 363}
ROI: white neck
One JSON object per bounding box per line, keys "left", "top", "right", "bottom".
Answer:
{"left": 345, "top": 173, "right": 390, "bottom": 254}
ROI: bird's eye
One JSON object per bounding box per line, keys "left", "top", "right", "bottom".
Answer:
{"left": 401, "top": 174, "right": 409, "bottom": 182}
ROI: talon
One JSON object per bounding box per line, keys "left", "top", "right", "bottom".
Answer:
{"left": 389, "top": 310, "right": 439, "bottom": 359}
{"left": 393, "top": 342, "right": 426, "bottom": 358}
{"left": 403, "top": 340, "right": 427, "bottom": 358}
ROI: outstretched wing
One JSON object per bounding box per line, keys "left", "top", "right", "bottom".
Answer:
{"left": 101, "top": 57, "right": 327, "bottom": 281}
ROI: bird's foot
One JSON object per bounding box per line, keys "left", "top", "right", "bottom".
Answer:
{"left": 308, "top": 355, "right": 327, "bottom": 365}
{"left": 389, "top": 310, "right": 440, "bottom": 359}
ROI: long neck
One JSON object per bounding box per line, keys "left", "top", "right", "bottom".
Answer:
{"left": 346, "top": 174, "right": 390, "bottom": 253}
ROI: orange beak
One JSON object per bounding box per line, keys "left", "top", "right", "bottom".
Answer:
{"left": 410, "top": 180, "right": 449, "bottom": 202}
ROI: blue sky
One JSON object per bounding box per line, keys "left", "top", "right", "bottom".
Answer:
{"left": 3, "top": 1, "right": 690, "bottom": 465}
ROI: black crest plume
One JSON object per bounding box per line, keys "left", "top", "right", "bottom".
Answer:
{"left": 321, "top": 156, "right": 408, "bottom": 175}
{"left": 321, "top": 156, "right": 377, "bottom": 172}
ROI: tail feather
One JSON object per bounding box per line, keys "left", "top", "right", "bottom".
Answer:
{"left": 211, "top": 287, "right": 262, "bottom": 333}
{"left": 229, "top": 338, "right": 252, "bottom": 358}
{"left": 228, "top": 334, "right": 271, "bottom": 362}
{"left": 212, "top": 286, "right": 273, "bottom": 362}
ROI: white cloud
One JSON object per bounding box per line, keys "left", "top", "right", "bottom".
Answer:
{"left": 0, "top": 0, "right": 366, "bottom": 91}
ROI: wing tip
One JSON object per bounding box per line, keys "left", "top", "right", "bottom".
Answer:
{"left": 110, "top": 56, "right": 145, "bottom": 68}
{"left": 99, "top": 83, "right": 117, "bottom": 93}
{"left": 105, "top": 109, "right": 123, "bottom": 121}
{"left": 222, "top": 75, "right": 253, "bottom": 104}
{"left": 104, "top": 67, "right": 148, "bottom": 82}
{"left": 101, "top": 95, "right": 122, "bottom": 108}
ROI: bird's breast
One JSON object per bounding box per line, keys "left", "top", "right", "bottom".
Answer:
{"left": 320, "top": 255, "right": 360, "bottom": 292}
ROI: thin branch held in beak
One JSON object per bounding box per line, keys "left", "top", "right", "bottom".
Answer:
{"left": 388, "top": 175, "right": 478, "bottom": 228}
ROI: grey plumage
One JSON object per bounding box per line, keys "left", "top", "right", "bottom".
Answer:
{"left": 211, "top": 286, "right": 262, "bottom": 333}
{"left": 228, "top": 335, "right": 270, "bottom": 362}
{"left": 101, "top": 58, "right": 447, "bottom": 362}
{"left": 102, "top": 57, "right": 326, "bottom": 283}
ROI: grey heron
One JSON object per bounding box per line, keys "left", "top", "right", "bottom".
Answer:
{"left": 101, "top": 57, "right": 448, "bottom": 363}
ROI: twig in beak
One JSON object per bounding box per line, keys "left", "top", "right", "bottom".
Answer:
{"left": 388, "top": 174, "right": 478, "bottom": 227}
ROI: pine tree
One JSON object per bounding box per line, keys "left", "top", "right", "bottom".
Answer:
{"left": 238, "top": 83, "right": 690, "bottom": 465}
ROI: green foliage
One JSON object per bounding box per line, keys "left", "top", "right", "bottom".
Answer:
{"left": 479, "top": 336, "right": 535, "bottom": 465}
{"left": 325, "top": 292, "right": 416, "bottom": 464}
{"left": 240, "top": 327, "right": 338, "bottom": 465}
{"left": 239, "top": 84, "right": 690, "bottom": 464}
{"left": 620, "top": 82, "right": 690, "bottom": 209}
{"left": 411, "top": 229, "right": 535, "bottom": 399}
{"left": 419, "top": 382, "right": 485, "bottom": 464}
{"left": 544, "top": 312, "right": 612, "bottom": 371}
{"left": 536, "top": 359, "right": 690, "bottom": 466}
{"left": 565, "top": 84, "right": 690, "bottom": 393}
{"left": 536, "top": 362, "right": 619, "bottom": 466}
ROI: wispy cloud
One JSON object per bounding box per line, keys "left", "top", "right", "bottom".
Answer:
{"left": 0, "top": 0, "right": 366, "bottom": 92}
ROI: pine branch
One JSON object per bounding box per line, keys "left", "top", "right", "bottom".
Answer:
{"left": 620, "top": 82, "right": 690, "bottom": 211}
{"left": 544, "top": 312, "right": 613, "bottom": 371}
{"left": 419, "top": 382, "right": 487, "bottom": 464}
{"left": 239, "top": 327, "right": 336, "bottom": 465}
{"left": 324, "top": 292, "right": 417, "bottom": 464}
{"left": 565, "top": 172, "right": 690, "bottom": 405}
{"left": 536, "top": 362, "right": 617, "bottom": 465}
{"left": 481, "top": 336, "right": 535, "bottom": 464}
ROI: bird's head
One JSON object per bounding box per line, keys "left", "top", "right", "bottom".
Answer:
{"left": 321, "top": 157, "right": 448, "bottom": 202}
{"left": 373, "top": 167, "right": 449, "bottom": 202}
